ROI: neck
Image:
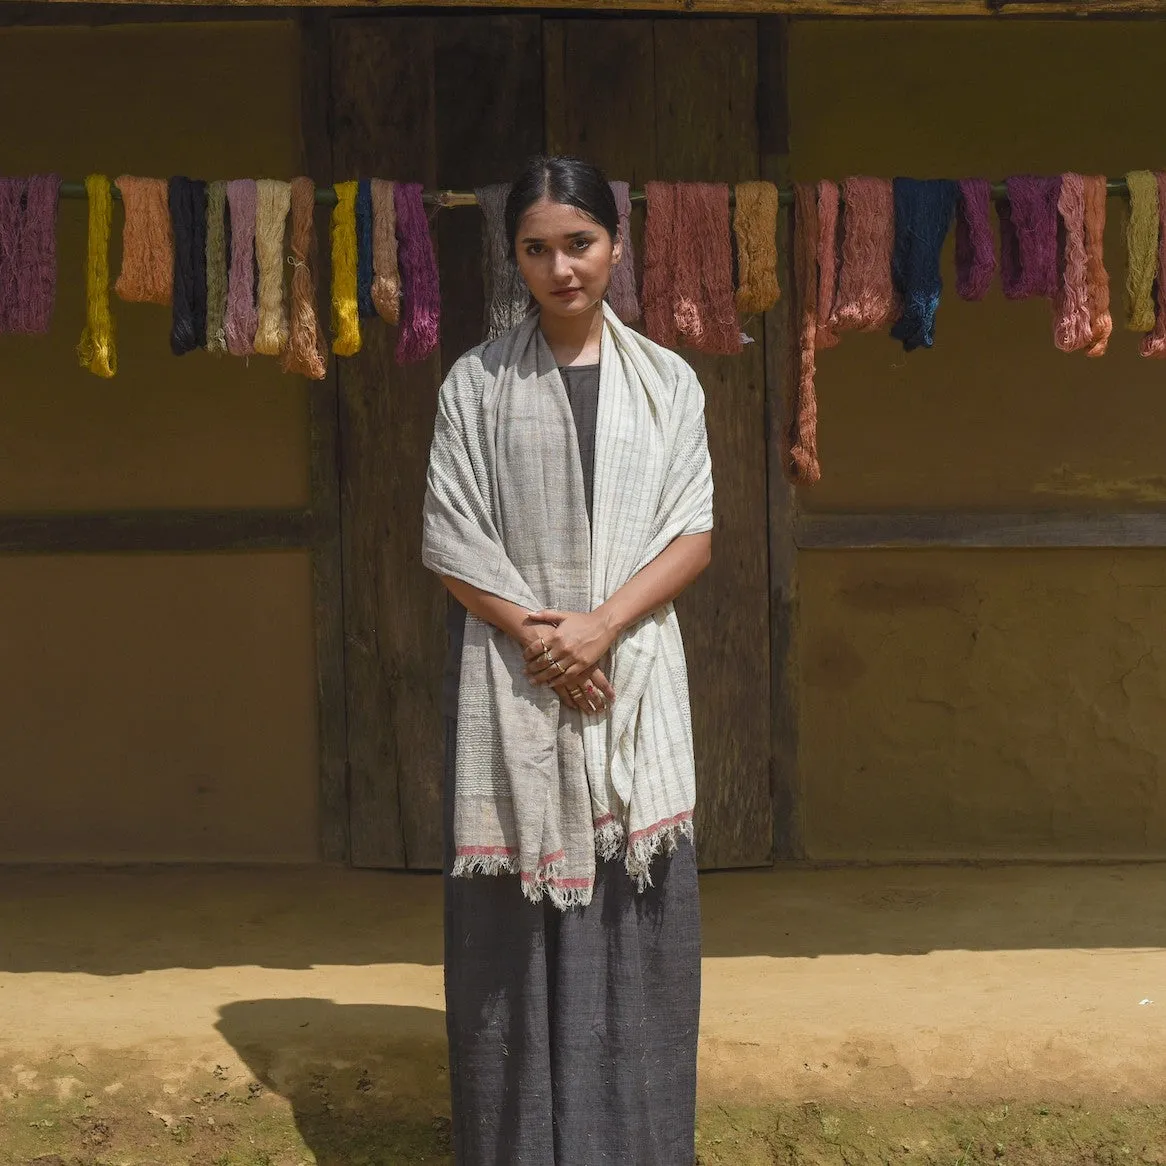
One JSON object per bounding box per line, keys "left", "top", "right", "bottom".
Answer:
{"left": 538, "top": 301, "right": 605, "bottom": 365}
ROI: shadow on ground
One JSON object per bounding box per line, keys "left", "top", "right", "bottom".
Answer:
{"left": 216, "top": 996, "right": 453, "bottom": 1165}
{"left": 5, "top": 860, "right": 1166, "bottom": 974}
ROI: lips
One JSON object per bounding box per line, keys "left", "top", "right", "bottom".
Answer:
{"left": 551, "top": 287, "right": 584, "bottom": 297}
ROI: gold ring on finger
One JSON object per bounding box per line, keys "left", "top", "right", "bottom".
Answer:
{"left": 553, "top": 660, "right": 566, "bottom": 676}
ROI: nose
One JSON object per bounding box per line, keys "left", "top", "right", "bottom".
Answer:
{"left": 551, "top": 249, "right": 572, "bottom": 281}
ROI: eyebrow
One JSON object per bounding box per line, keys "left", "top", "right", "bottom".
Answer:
{"left": 520, "top": 229, "right": 598, "bottom": 244}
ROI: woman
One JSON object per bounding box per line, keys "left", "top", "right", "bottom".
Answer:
{"left": 422, "top": 155, "right": 714, "bottom": 1166}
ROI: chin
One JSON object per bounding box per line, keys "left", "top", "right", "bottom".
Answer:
{"left": 537, "top": 295, "right": 601, "bottom": 318}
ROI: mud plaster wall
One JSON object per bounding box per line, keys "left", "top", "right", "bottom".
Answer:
{"left": 0, "top": 24, "right": 318, "bottom": 861}
{"left": 790, "top": 21, "right": 1166, "bottom": 858}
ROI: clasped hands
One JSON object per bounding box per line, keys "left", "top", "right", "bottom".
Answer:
{"left": 518, "top": 608, "right": 617, "bottom": 715}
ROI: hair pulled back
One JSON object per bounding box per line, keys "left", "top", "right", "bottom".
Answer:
{"left": 504, "top": 156, "right": 619, "bottom": 254}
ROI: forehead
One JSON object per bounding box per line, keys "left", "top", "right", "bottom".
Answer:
{"left": 517, "top": 197, "right": 599, "bottom": 238}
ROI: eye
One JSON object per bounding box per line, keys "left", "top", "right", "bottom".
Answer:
{"left": 525, "top": 243, "right": 545, "bottom": 256}
{"left": 572, "top": 238, "right": 593, "bottom": 252}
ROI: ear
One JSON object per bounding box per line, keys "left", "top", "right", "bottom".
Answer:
{"left": 611, "top": 235, "right": 624, "bottom": 268}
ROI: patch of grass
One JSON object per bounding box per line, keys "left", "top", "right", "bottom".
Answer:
{"left": 5, "top": 1054, "right": 1166, "bottom": 1166}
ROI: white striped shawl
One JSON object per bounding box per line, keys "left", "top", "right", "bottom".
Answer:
{"left": 422, "top": 304, "right": 713, "bottom": 908}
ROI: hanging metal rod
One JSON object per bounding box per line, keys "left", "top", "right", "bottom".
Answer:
{"left": 55, "top": 178, "right": 1135, "bottom": 209}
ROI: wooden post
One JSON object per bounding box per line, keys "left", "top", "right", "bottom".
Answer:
{"left": 300, "top": 11, "right": 350, "bottom": 864}
{"left": 758, "top": 15, "right": 804, "bottom": 861}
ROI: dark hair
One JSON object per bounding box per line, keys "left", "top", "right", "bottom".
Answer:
{"left": 504, "top": 155, "right": 619, "bottom": 253}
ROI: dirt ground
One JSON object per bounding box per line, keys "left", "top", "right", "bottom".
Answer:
{"left": 3, "top": 862, "right": 1166, "bottom": 1164}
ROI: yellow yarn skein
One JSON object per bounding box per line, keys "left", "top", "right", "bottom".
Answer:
{"left": 1125, "top": 170, "right": 1159, "bottom": 333}
{"left": 331, "top": 181, "right": 362, "bottom": 357}
{"left": 77, "top": 174, "right": 117, "bottom": 378}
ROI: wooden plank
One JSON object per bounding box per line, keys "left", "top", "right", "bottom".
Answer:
{"left": 758, "top": 16, "right": 803, "bottom": 863}
{"left": 0, "top": 509, "right": 313, "bottom": 553}
{"left": 434, "top": 16, "right": 544, "bottom": 378}
{"left": 331, "top": 16, "right": 439, "bottom": 869}
{"left": 300, "top": 11, "right": 350, "bottom": 865}
{"left": 28, "top": 0, "right": 1158, "bottom": 18}
{"left": 545, "top": 18, "right": 656, "bottom": 314}
{"left": 796, "top": 511, "right": 1166, "bottom": 549}
{"left": 544, "top": 20, "right": 657, "bottom": 184}
{"left": 398, "top": 14, "right": 545, "bottom": 868}
{"left": 654, "top": 18, "right": 773, "bottom": 869}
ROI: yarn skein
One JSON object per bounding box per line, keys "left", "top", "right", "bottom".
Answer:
{"left": 608, "top": 180, "right": 640, "bottom": 323}
{"left": 476, "top": 183, "right": 529, "bottom": 340}
{"left": 370, "top": 178, "right": 401, "bottom": 325}
{"left": 830, "top": 177, "right": 897, "bottom": 332}
{"left": 1124, "top": 170, "right": 1159, "bottom": 333}
{"left": 0, "top": 175, "right": 60, "bottom": 334}
{"left": 204, "top": 180, "right": 229, "bottom": 355}
{"left": 114, "top": 176, "right": 173, "bottom": 305}
{"left": 1082, "top": 175, "right": 1112, "bottom": 357}
{"left": 225, "top": 180, "right": 259, "bottom": 356}
{"left": 1053, "top": 174, "right": 1092, "bottom": 354}
{"left": 356, "top": 178, "right": 376, "bottom": 320}
{"left": 642, "top": 182, "right": 678, "bottom": 348}
{"left": 168, "top": 177, "right": 208, "bottom": 356}
{"left": 1140, "top": 173, "right": 1166, "bottom": 358}
{"left": 671, "top": 183, "right": 741, "bottom": 356}
{"left": 789, "top": 183, "right": 821, "bottom": 486}
{"left": 998, "top": 175, "right": 1061, "bottom": 300}
{"left": 77, "top": 174, "right": 116, "bottom": 378}
{"left": 0, "top": 180, "right": 25, "bottom": 330}
{"left": 890, "top": 178, "right": 958, "bottom": 352}
{"left": 330, "top": 181, "right": 361, "bottom": 357}
{"left": 254, "top": 179, "right": 291, "bottom": 357}
{"left": 733, "top": 180, "right": 779, "bottom": 314}
{"left": 815, "top": 180, "right": 841, "bottom": 349}
{"left": 955, "top": 178, "right": 996, "bottom": 301}
{"left": 394, "top": 181, "right": 440, "bottom": 364}
{"left": 281, "top": 176, "right": 328, "bottom": 381}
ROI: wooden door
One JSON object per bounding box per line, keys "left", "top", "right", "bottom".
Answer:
{"left": 332, "top": 13, "right": 775, "bottom": 869}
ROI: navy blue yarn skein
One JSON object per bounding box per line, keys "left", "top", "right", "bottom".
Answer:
{"left": 356, "top": 178, "right": 376, "bottom": 319}
{"left": 890, "top": 178, "right": 958, "bottom": 352}
{"left": 169, "top": 177, "right": 208, "bottom": 355}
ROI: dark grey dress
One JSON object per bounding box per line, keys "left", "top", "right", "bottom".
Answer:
{"left": 442, "top": 364, "right": 701, "bottom": 1166}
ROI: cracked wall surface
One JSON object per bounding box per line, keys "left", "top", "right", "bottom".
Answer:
{"left": 801, "top": 552, "right": 1166, "bottom": 859}
{"left": 790, "top": 22, "right": 1166, "bottom": 857}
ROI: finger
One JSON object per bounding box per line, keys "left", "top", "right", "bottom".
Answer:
{"left": 528, "top": 609, "right": 568, "bottom": 625}
{"left": 529, "top": 664, "right": 559, "bottom": 686}
{"left": 530, "top": 658, "right": 570, "bottom": 687}
{"left": 522, "top": 636, "right": 551, "bottom": 664}
{"left": 560, "top": 682, "right": 593, "bottom": 713}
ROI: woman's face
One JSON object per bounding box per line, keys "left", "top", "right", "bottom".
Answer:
{"left": 514, "top": 197, "right": 622, "bottom": 321}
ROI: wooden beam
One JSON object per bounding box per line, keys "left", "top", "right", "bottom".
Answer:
{"left": 759, "top": 15, "right": 804, "bottom": 863}
{"left": 300, "top": 10, "right": 351, "bottom": 866}
{"left": 18, "top": 0, "right": 1166, "bottom": 15}
{"left": 0, "top": 509, "right": 314, "bottom": 553}
{"left": 797, "top": 511, "right": 1166, "bottom": 550}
